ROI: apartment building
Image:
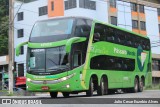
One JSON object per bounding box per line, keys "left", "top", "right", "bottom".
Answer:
{"left": 14, "top": 0, "right": 160, "bottom": 77}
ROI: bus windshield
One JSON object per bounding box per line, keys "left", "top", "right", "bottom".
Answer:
{"left": 30, "top": 19, "right": 73, "bottom": 37}
{"left": 29, "top": 46, "right": 69, "bottom": 74}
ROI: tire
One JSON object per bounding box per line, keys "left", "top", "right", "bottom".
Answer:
{"left": 138, "top": 78, "right": 144, "bottom": 92}
{"left": 86, "top": 78, "right": 94, "bottom": 96}
{"left": 131, "top": 78, "right": 139, "bottom": 93}
{"left": 62, "top": 92, "right": 70, "bottom": 98}
{"left": 50, "top": 92, "right": 58, "bottom": 98}
{"left": 108, "top": 89, "right": 115, "bottom": 94}
{"left": 97, "top": 77, "right": 108, "bottom": 95}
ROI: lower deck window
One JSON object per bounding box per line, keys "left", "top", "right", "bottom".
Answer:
{"left": 90, "top": 55, "right": 135, "bottom": 71}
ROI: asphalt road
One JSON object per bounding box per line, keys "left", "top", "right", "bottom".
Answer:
{"left": 0, "top": 90, "right": 160, "bottom": 107}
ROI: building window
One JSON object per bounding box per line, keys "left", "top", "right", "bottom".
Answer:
{"left": 17, "top": 29, "right": 24, "bottom": 38}
{"left": 51, "top": 1, "right": 54, "bottom": 11}
{"left": 17, "top": 12, "right": 23, "bottom": 21}
{"left": 65, "top": 0, "right": 77, "bottom": 10}
{"left": 152, "top": 59, "right": 160, "bottom": 71}
{"left": 132, "top": 20, "right": 138, "bottom": 29}
{"left": 39, "top": 6, "right": 48, "bottom": 16}
{"left": 140, "top": 21, "right": 146, "bottom": 30}
{"left": 157, "top": 8, "right": 160, "bottom": 16}
{"left": 139, "top": 5, "right": 144, "bottom": 13}
{"left": 109, "top": 0, "right": 116, "bottom": 8}
{"left": 18, "top": 64, "right": 24, "bottom": 76}
{"left": 111, "top": 16, "right": 117, "bottom": 26}
{"left": 20, "top": 46, "right": 24, "bottom": 55}
{"left": 79, "top": 0, "right": 96, "bottom": 10}
{"left": 131, "top": 3, "right": 137, "bottom": 12}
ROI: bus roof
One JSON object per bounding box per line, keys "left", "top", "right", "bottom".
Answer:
{"left": 36, "top": 16, "right": 149, "bottom": 39}
{"left": 36, "top": 16, "right": 93, "bottom": 23}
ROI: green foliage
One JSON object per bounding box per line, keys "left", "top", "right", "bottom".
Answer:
{"left": 0, "top": 0, "right": 9, "bottom": 56}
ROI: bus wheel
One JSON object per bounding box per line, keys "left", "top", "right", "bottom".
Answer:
{"left": 97, "top": 77, "right": 108, "bottom": 95}
{"left": 62, "top": 92, "right": 70, "bottom": 98}
{"left": 132, "top": 78, "right": 138, "bottom": 93}
{"left": 86, "top": 78, "right": 94, "bottom": 96}
{"left": 139, "top": 79, "right": 144, "bottom": 92}
{"left": 50, "top": 92, "right": 58, "bottom": 98}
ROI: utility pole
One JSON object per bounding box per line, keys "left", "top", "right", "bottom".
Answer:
{"left": 8, "top": 0, "right": 14, "bottom": 94}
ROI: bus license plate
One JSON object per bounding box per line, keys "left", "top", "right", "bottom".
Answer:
{"left": 41, "top": 86, "right": 49, "bottom": 90}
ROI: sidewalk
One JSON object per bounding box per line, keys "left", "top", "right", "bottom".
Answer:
{"left": 0, "top": 89, "right": 35, "bottom": 96}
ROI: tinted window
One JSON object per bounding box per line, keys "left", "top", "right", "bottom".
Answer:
{"left": 17, "top": 29, "right": 24, "bottom": 38}
{"left": 79, "top": 0, "right": 96, "bottom": 10}
{"left": 17, "top": 12, "right": 23, "bottom": 21}
{"left": 111, "top": 16, "right": 117, "bottom": 26}
{"left": 140, "top": 21, "right": 146, "bottom": 30}
{"left": 110, "top": 0, "right": 116, "bottom": 8}
{"left": 90, "top": 55, "right": 135, "bottom": 71}
{"left": 74, "top": 19, "right": 92, "bottom": 38}
{"left": 93, "top": 23, "right": 150, "bottom": 51}
{"left": 65, "top": 0, "right": 77, "bottom": 10}
{"left": 139, "top": 5, "right": 144, "bottom": 13}
{"left": 132, "top": 20, "right": 138, "bottom": 29}
{"left": 39, "top": 6, "right": 48, "bottom": 16}
{"left": 131, "top": 3, "right": 137, "bottom": 12}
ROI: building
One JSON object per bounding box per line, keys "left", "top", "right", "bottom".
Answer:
{"left": 14, "top": 0, "right": 160, "bottom": 78}
{"left": 152, "top": 54, "right": 160, "bottom": 85}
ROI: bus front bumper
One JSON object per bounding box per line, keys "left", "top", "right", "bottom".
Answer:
{"left": 26, "top": 73, "right": 84, "bottom": 92}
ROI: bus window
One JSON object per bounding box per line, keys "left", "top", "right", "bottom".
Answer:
{"left": 126, "top": 34, "right": 133, "bottom": 47}
{"left": 73, "top": 51, "right": 82, "bottom": 68}
{"left": 93, "top": 23, "right": 106, "bottom": 42}
{"left": 74, "top": 19, "right": 91, "bottom": 37}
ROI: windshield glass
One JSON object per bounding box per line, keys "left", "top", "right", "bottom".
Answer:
{"left": 29, "top": 46, "right": 69, "bottom": 74}
{"left": 30, "top": 19, "right": 73, "bottom": 37}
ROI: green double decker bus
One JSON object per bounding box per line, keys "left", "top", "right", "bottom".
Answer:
{"left": 16, "top": 16, "right": 152, "bottom": 98}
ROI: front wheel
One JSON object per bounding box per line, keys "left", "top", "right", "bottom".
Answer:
{"left": 62, "top": 92, "right": 70, "bottom": 98}
{"left": 50, "top": 92, "right": 58, "bottom": 98}
{"left": 86, "top": 78, "right": 94, "bottom": 96}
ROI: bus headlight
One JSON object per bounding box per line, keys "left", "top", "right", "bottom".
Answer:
{"left": 58, "top": 73, "right": 75, "bottom": 82}
{"left": 27, "top": 78, "right": 32, "bottom": 82}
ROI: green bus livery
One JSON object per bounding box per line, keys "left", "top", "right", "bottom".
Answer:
{"left": 16, "top": 17, "right": 152, "bottom": 98}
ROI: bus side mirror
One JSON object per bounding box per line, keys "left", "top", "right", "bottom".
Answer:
{"left": 16, "top": 41, "right": 28, "bottom": 56}
{"left": 93, "top": 33, "right": 100, "bottom": 42}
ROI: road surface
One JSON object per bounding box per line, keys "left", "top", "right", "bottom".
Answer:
{"left": 0, "top": 90, "right": 160, "bottom": 107}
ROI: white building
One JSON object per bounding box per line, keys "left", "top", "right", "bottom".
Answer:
{"left": 14, "top": 0, "right": 160, "bottom": 76}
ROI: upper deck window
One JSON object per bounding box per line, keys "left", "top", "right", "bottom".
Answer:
{"left": 30, "top": 19, "right": 73, "bottom": 38}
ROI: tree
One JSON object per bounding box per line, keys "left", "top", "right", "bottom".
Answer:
{"left": 0, "top": 0, "right": 9, "bottom": 56}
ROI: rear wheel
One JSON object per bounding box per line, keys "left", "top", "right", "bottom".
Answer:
{"left": 50, "top": 92, "right": 58, "bottom": 98}
{"left": 62, "top": 92, "right": 70, "bottom": 98}
{"left": 86, "top": 78, "right": 94, "bottom": 96}
{"left": 132, "top": 78, "right": 139, "bottom": 93}
{"left": 97, "top": 77, "right": 108, "bottom": 95}
{"left": 139, "top": 78, "right": 144, "bottom": 92}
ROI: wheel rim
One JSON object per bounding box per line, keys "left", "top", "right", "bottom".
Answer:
{"left": 101, "top": 78, "right": 105, "bottom": 94}
{"left": 91, "top": 79, "right": 94, "bottom": 93}
{"left": 140, "top": 80, "right": 143, "bottom": 91}
{"left": 135, "top": 79, "right": 138, "bottom": 92}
